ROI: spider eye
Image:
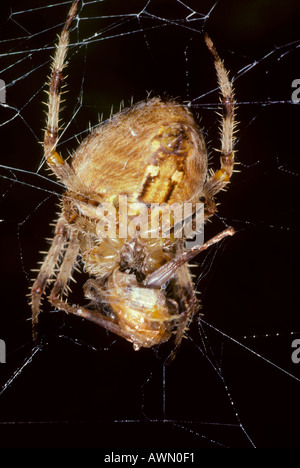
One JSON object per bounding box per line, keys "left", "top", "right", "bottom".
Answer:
{"left": 160, "top": 125, "right": 190, "bottom": 154}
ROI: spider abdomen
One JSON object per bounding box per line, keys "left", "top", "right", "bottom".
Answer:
{"left": 71, "top": 98, "right": 208, "bottom": 205}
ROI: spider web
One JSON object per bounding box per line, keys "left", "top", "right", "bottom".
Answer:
{"left": 0, "top": 0, "right": 299, "bottom": 449}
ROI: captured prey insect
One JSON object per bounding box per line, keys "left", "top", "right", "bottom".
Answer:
{"left": 31, "top": 1, "right": 236, "bottom": 361}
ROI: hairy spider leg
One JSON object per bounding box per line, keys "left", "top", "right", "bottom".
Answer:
{"left": 31, "top": 218, "right": 69, "bottom": 340}
{"left": 202, "top": 34, "right": 236, "bottom": 217}
{"left": 44, "top": 0, "right": 83, "bottom": 193}
{"left": 49, "top": 230, "right": 80, "bottom": 303}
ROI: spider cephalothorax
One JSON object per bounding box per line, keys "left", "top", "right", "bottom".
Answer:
{"left": 31, "top": 1, "right": 236, "bottom": 360}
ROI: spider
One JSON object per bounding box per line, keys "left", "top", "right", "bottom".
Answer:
{"left": 31, "top": 0, "right": 236, "bottom": 360}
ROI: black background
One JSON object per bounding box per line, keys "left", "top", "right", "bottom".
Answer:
{"left": 0, "top": 0, "right": 299, "bottom": 448}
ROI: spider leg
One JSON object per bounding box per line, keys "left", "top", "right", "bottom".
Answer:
{"left": 49, "top": 229, "right": 80, "bottom": 303}
{"left": 48, "top": 298, "right": 136, "bottom": 344}
{"left": 44, "top": 0, "right": 83, "bottom": 192}
{"left": 202, "top": 34, "right": 236, "bottom": 217}
{"left": 31, "top": 217, "right": 69, "bottom": 341}
{"left": 166, "top": 263, "right": 198, "bottom": 364}
{"left": 143, "top": 227, "right": 235, "bottom": 289}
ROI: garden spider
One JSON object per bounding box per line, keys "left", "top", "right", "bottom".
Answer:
{"left": 31, "top": 0, "right": 236, "bottom": 359}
